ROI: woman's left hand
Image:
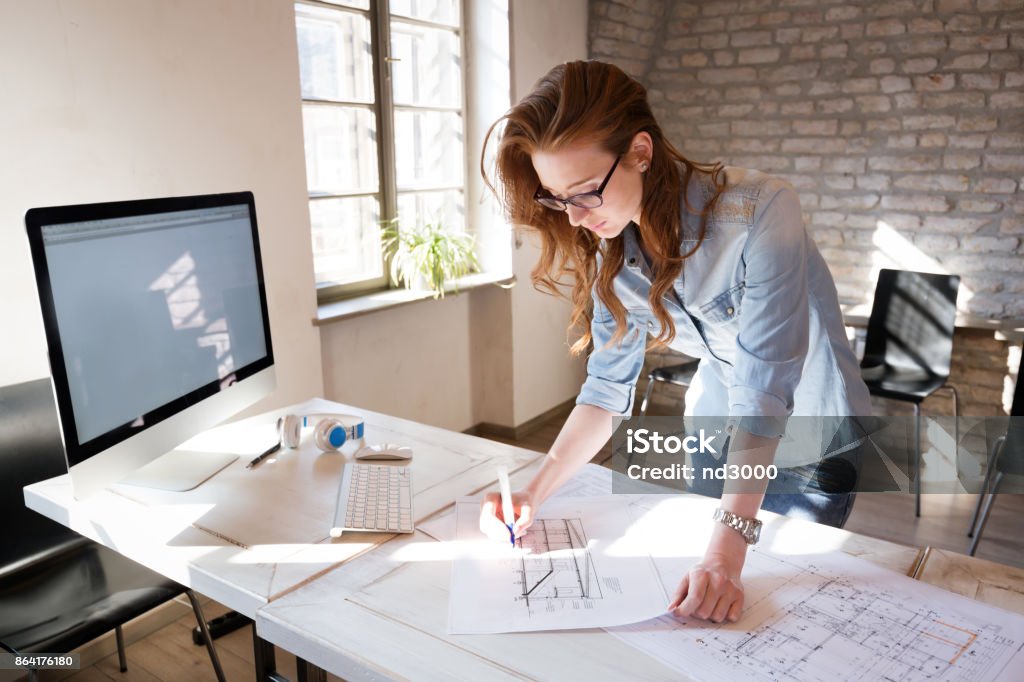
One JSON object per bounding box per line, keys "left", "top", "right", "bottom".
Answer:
{"left": 667, "top": 526, "right": 747, "bottom": 623}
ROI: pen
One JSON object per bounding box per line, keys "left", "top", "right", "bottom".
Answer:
{"left": 246, "top": 440, "right": 281, "bottom": 469}
{"left": 497, "top": 465, "right": 515, "bottom": 548}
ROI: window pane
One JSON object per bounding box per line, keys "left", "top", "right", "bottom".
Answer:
{"left": 394, "top": 110, "right": 463, "bottom": 190}
{"left": 390, "top": 0, "right": 459, "bottom": 26}
{"left": 390, "top": 21, "right": 461, "bottom": 107}
{"left": 296, "top": 4, "right": 373, "bottom": 103}
{"left": 397, "top": 190, "right": 465, "bottom": 233}
{"left": 302, "top": 105, "right": 379, "bottom": 196}
{"left": 310, "top": 197, "right": 383, "bottom": 286}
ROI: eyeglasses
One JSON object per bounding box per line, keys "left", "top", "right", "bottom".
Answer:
{"left": 533, "top": 155, "right": 621, "bottom": 212}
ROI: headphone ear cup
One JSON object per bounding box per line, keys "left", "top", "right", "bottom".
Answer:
{"left": 313, "top": 418, "right": 346, "bottom": 451}
{"left": 279, "top": 414, "right": 302, "bottom": 449}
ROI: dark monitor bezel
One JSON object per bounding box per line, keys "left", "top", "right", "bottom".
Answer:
{"left": 25, "top": 191, "right": 275, "bottom": 468}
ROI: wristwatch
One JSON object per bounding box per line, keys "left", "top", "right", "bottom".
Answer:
{"left": 712, "top": 508, "right": 762, "bottom": 545}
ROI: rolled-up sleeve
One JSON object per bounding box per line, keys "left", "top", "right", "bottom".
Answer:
{"left": 576, "top": 294, "right": 648, "bottom": 415}
{"left": 728, "top": 180, "right": 809, "bottom": 438}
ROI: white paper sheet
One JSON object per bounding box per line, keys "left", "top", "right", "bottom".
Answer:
{"left": 448, "top": 495, "right": 668, "bottom": 634}
{"left": 608, "top": 497, "right": 1024, "bottom": 682}
{"left": 419, "top": 463, "right": 616, "bottom": 543}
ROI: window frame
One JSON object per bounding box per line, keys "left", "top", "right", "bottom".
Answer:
{"left": 297, "top": 0, "right": 469, "bottom": 303}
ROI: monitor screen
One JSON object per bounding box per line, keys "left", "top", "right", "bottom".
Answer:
{"left": 26, "top": 192, "right": 275, "bottom": 496}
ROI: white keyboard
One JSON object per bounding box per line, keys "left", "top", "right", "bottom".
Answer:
{"left": 330, "top": 463, "right": 414, "bottom": 536}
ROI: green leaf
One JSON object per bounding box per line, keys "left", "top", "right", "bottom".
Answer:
{"left": 378, "top": 218, "right": 479, "bottom": 298}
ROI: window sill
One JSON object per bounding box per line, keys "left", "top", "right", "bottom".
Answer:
{"left": 314, "top": 271, "right": 516, "bottom": 326}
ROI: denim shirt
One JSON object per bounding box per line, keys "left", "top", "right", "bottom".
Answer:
{"left": 577, "top": 166, "right": 871, "bottom": 467}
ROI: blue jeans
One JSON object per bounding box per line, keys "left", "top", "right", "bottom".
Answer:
{"left": 688, "top": 446, "right": 861, "bottom": 529}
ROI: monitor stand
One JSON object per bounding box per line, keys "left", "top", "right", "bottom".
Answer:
{"left": 118, "top": 450, "right": 239, "bottom": 492}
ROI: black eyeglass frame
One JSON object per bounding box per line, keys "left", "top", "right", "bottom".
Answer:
{"left": 533, "top": 155, "right": 622, "bottom": 212}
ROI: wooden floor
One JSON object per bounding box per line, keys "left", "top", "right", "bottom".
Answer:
{"left": 37, "top": 598, "right": 343, "bottom": 682}
{"left": 43, "top": 404, "right": 1023, "bottom": 682}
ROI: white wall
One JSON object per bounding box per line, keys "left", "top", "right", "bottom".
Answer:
{"left": 0, "top": 0, "right": 322, "bottom": 412}
{"left": 321, "top": 296, "right": 475, "bottom": 431}
{"left": 508, "top": 0, "right": 590, "bottom": 425}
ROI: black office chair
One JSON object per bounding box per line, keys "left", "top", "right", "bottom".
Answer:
{"left": 637, "top": 358, "right": 700, "bottom": 424}
{"left": 0, "top": 379, "right": 226, "bottom": 682}
{"left": 967, "top": 352, "right": 1023, "bottom": 556}
{"left": 859, "top": 269, "right": 961, "bottom": 517}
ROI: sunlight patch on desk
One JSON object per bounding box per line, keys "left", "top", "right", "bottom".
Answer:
{"left": 142, "top": 502, "right": 219, "bottom": 526}
{"left": 388, "top": 539, "right": 526, "bottom": 563}
{"left": 175, "top": 419, "right": 279, "bottom": 454}
{"left": 222, "top": 542, "right": 375, "bottom": 564}
{"left": 605, "top": 496, "right": 709, "bottom": 559}
{"left": 763, "top": 516, "right": 850, "bottom": 556}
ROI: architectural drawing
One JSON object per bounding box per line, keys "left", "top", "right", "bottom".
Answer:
{"left": 515, "top": 518, "right": 603, "bottom": 611}
{"left": 448, "top": 496, "right": 667, "bottom": 634}
{"left": 680, "top": 557, "right": 1023, "bottom": 681}
{"left": 609, "top": 504, "right": 1024, "bottom": 682}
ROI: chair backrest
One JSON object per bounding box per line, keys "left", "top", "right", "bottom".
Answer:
{"left": 862, "top": 269, "right": 960, "bottom": 379}
{"left": 1012, "top": 351, "right": 1024, "bottom": 419}
{"left": 0, "top": 379, "right": 84, "bottom": 577}
{"left": 998, "top": 351, "right": 1024, "bottom": 476}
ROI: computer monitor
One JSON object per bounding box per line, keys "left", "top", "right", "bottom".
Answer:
{"left": 25, "top": 191, "right": 276, "bottom": 499}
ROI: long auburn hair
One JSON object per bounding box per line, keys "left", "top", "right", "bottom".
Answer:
{"left": 482, "top": 60, "right": 727, "bottom": 355}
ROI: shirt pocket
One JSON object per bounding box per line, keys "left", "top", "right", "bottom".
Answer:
{"left": 698, "top": 282, "right": 745, "bottom": 325}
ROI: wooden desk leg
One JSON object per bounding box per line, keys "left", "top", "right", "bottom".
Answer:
{"left": 252, "top": 627, "right": 290, "bottom": 682}
{"left": 297, "top": 657, "right": 327, "bottom": 682}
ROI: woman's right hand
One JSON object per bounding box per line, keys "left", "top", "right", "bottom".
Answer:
{"left": 475, "top": 404, "right": 611, "bottom": 543}
{"left": 479, "top": 489, "right": 537, "bottom": 543}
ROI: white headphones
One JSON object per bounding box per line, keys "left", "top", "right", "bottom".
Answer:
{"left": 277, "top": 413, "right": 365, "bottom": 452}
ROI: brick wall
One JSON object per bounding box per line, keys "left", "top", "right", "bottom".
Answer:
{"left": 589, "top": 0, "right": 1023, "bottom": 417}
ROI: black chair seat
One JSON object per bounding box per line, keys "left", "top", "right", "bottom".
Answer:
{"left": 863, "top": 371, "right": 949, "bottom": 403}
{"left": 0, "top": 379, "right": 225, "bottom": 680}
{"left": 0, "top": 533, "right": 90, "bottom": 584}
{"left": 637, "top": 359, "right": 700, "bottom": 422}
{"left": 649, "top": 362, "right": 699, "bottom": 387}
{"left": 0, "top": 541, "right": 185, "bottom": 653}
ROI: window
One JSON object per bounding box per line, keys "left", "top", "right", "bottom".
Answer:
{"left": 296, "top": 0, "right": 465, "bottom": 301}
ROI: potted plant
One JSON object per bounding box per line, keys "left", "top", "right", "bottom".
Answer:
{"left": 381, "top": 219, "right": 479, "bottom": 299}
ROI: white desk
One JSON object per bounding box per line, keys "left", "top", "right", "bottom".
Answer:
{"left": 254, "top": 458, "right": 924, "bottom": 682}
{"left": 25, "top": 399, "right": 1024, "bottom": 681}
{"left": 23, "top": 398, "right": 543, "bottom": 677}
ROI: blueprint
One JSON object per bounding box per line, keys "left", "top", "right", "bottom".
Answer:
{"left": 609, "top": 496, "right": 1024, "bottom": 682}
{"left": 448, "top": 495, "right": 667, "bottom": 634}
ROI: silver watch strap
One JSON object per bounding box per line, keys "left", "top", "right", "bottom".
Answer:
{"left": 712, "top": 508, "right": 762, "bottom": 545}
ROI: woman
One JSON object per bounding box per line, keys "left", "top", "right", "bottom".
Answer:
{"left": 479, "top": 61, "right": 870, "bottom": 624}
